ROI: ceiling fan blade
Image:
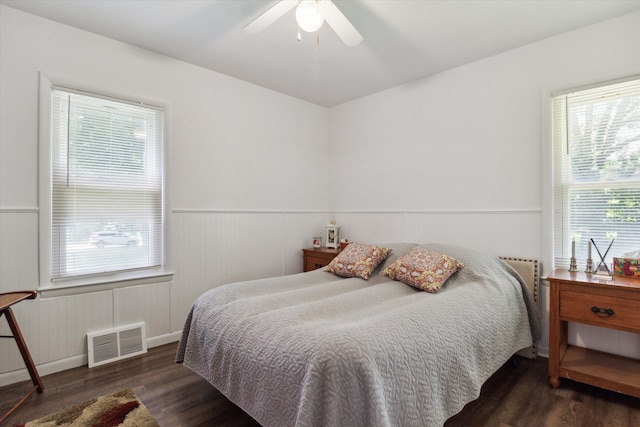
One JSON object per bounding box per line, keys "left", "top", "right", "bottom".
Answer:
{"left": 243, "top": 0, "right": 299, "bottom": 34}
{"left": 322, "top": 0, "right": 363, "bottom": 47}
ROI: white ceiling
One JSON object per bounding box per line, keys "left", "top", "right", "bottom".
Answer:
{"left": 2, "top": 0, "right": 639, "bottom": 107}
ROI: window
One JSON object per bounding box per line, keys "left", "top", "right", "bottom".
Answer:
{"left": 50, "top": 87, "right": 164, "bottom": 281}
{"left": 553, "top": 77, "right": 640, "bottom": 268}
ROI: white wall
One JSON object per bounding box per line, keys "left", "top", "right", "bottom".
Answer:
{"left": 328, "top": 11, "right": 640, "bottom": 357}
{"left": 0, "top": 5, "right": 329, "bottom": 384}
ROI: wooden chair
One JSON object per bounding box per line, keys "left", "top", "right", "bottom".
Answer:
{"left": 0, "top": 291, "right": 44, "bottom": 423}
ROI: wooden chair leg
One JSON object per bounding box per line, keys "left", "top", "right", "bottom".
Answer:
{"left": 3, "top": 308, "right": 44, "bottom": 393}
{"left": 0, "top": 307, "right": 44, "bottom": 423}
{"left": 0, "top": 384, "right": 40, "bottom": 423}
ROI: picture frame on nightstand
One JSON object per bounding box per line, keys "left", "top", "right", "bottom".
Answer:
{"left": 325, "top": 225, "right": 340, "bottom": 249}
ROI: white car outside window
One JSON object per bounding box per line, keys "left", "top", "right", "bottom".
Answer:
{"left": 89, "top": 232, "right": 138, "bottom": 247}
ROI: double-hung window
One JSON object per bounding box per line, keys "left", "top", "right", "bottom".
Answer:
{"left": 553, "top": 77, "right": 640, "bottom": 268}
{"left": 49, "top": 87, "right": 164, "bottom": 282}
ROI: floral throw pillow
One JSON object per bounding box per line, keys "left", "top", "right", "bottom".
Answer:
{"left": 325, "top": 243, "right": 391, "bottom": 280}
{"left": 381, "top": 246, "right": 463, "bottom": 293}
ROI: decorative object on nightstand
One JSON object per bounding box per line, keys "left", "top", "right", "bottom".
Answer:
{"left": 569, "top": 238, "right": 578, "bottom": 272}
{"left": 591, "top": 238, "right": 614, "bottom": 277}
{"left": 547, "top": 270, "right": 640, "bottom": 398}
{"left": 325, "top": 218, "right": 341, "bottom": 249}
{"left": 313, "top": 237, "right": 322, "bottom": 249}
{"left": 302, "top": 247, "right": 341, "bottom": 272}
{"left": 613, "top": 250, "right": 640, "bottom": 279}
{"left": 585, "top": 239, "right": 593, "bottom": 274}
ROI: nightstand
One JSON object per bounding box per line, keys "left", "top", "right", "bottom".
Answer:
{"left": 302, "top": 248, "right": 341, "bottom": 272}
{"left": 547, "top": 269, "right": 640, "bottom": 398}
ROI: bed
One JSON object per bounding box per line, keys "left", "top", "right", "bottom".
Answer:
{"left": 176, "top": 243, "right": 540, "bottom": 427}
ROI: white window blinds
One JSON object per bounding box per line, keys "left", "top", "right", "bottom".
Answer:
{"left": 553, "top": 77, "right": 640, "bottom": 269}
{"left": 50, "top": 88, "right": 164, "bottom": 279}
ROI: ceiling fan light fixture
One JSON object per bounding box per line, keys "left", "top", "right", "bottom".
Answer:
{"left": 244, "top": 0, "right": 362, "bottom": 47}
{"left": 296, "top": 0, "right": 325, "bottom": 33}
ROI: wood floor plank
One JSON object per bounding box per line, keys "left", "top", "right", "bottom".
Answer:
{"left": 1, "top": 343, "right": 638, "bottom": 426}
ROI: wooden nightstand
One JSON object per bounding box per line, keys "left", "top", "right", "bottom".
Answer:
{"left": 302, "top": 248, "right": 341, "bottom": 272}
{"left": 547, "top": 269, "right": 640, "bottom": 398}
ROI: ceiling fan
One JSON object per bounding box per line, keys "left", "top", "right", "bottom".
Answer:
{"left": 243, "top": 0, "right": 363, "bottom": 47}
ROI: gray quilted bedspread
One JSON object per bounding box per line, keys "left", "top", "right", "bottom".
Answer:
{"left": 176, "top": 243, "right": 540, "bottom": 427}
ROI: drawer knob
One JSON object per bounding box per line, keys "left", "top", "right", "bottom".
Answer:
{"left": 591, "top": 306, "right": 615, "bottom": 317}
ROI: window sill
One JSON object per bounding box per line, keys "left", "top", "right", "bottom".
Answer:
{"left": 38, "top": 269, "right": 174, "bottom": 298}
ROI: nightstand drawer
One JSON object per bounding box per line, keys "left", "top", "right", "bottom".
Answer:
{"left": 305, "top": 256, "right": 330, "bottom": 271}
{"left": 560, "top": 290, "right": 640, "bottom": 330}
{"left": 302, "top": 248, "right": 341, "bottom": 272}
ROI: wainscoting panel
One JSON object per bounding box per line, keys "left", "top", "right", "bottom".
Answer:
{"left": 569, "top": 323, "right": 640, "bottom": 359}
{"left": 0, "top": 290, "right": 113, "bottom": 377}
{"left": 38, "top": 292, "right": 114, "bottom": 363}
{"left": 114, "top": 281, "right": 172, "bottom": 339}
{"left": 282, "top": 212, "right": 332, "bottom": 275}
{"left": 170, "top": 210, "right": 328, "bottom": 332}
{"left": 539, "top": 284, "right": 550, "bottom": 357}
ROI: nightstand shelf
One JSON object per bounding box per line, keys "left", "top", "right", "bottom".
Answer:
{"left": 547, "top": 269, "right": 640, "bottom": 398}
{"left": 559, "top": 346, "right": 639, "bottom": 394}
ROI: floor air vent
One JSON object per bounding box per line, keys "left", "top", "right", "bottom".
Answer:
{"left": 87, "top": 323, "right": 147, "bottom": 368}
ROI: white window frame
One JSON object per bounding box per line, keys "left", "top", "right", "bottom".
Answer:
{"left": 38, "top": 74, "right": 172, "bottom": 296}
{"left": 552, "top": 76, "right": 640, "bottom": 269}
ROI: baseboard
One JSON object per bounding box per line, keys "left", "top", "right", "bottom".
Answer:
{"left": 537, "top": 345, "right": 549, "bottom": 359}
{"left": 147, "top": 331, "right": 182, "bottom": 348}
{"left": 0, "top": 354, "right": 86, "bottom": 387}
{"left": 0, "top": 332, "right": 182, "bottom": 387}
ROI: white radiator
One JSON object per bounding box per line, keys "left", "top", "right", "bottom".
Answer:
{"left": 87, "top": 323, "right": 147, "bottom": 368}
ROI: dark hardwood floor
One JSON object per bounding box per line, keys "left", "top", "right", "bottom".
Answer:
{"left": 1, "top": 343, "right": 638, "bottom": 426}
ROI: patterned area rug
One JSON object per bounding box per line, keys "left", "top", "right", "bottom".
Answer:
{"left": 15, "top": 388, "right": 159, "bottom": 427}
